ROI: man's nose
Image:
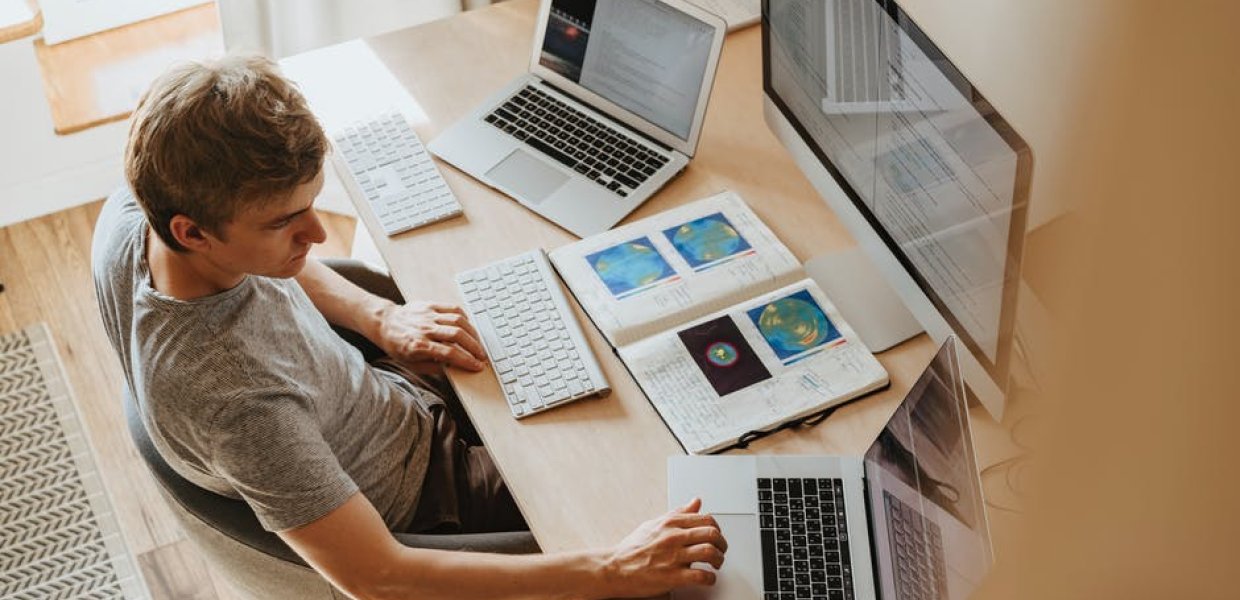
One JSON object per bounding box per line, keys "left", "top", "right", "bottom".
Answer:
{"left": 299, "top": 210, "right": 328, "bottom": 245}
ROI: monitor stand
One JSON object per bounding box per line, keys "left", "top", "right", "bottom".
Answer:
{"left": 806, "top": 247, "right": 923, "bottom": 352}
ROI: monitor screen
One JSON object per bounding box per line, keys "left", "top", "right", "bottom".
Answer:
{"left": 762, "top": 0, "right": 1030, "bottom": 388}
{"left": 864, "top": 339, "right": 991, "bottom": 599}
{"left": 539, "top": 0, "right": 716, "bottom": 141}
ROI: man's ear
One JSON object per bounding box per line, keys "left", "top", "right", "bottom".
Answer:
{"left": 168, "top": 214, "right": 215, "bottom": 252}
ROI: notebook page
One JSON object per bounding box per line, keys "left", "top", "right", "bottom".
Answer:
{"left": 549, "top": 190, "right": 802, "bottom": 347}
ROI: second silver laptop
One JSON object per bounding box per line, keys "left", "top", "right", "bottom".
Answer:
{"left": 429, "top": 0, "right": 727, "bottom": 238}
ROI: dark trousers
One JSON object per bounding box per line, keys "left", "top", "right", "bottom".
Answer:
{"left": 322, "top": 259, "right": 528, "bottom": 535}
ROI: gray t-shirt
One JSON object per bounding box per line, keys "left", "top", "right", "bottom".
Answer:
{"left": 91, "top": 189, "right": 433, "bottom": 532}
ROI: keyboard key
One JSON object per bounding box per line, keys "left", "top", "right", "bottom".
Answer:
{"left": 761, "top": 529, "right": 778, "bottom": 592}
{"left": 526, "top": 137, "right": 577, "bottom": 169}
{"left": 614, "top": 172, "right": 640, "bottom": 190}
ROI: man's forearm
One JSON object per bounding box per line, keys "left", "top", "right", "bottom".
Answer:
{"left": 363, "top": 547, "right": 616, "bottom": 600}
{"left": 294, "top": 258, "right": 391, "bottom": 343}
{"left": 284, "top": 494, "right": 716, "bottom": 600}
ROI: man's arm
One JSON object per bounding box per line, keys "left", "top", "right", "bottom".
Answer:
{"left": 294, "top": 258, "right": 486, "bottom": 372}
{"left": 280, "top": 492, "right": 726, "bottom": 600}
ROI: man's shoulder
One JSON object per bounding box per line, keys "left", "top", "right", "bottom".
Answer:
{"left": 91, "top": 188, "right": 146, "bottom": 280}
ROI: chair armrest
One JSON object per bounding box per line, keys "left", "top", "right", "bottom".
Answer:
{"left": 394, "top": 531, "right": 540, "bottom": 554}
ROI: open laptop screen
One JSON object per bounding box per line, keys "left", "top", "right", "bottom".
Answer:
{"left": 539, "top": 0, "right": 715, "bottom": 140}
{"left": 863, "top": 339, "right": 992, "bottom": 599}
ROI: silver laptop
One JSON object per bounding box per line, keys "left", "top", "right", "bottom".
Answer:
{"left": 668, "top": 338, "right": 993, "bottom": 600}
{"left": 428, "top": 0, "right": 726, "bottom": 237}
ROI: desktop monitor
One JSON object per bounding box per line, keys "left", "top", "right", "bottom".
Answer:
{"left": 761, "top": 0, "right": 1032, "bottom": 418}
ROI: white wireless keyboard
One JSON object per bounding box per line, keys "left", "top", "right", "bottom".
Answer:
{"left": 456, "top": 249, "right": 610, "bottom": 418}
{"left": 333, "top": 110, "right": 463, "bottom": 236}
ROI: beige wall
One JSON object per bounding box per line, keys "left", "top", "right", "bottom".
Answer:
{"left": 924, "top": 0, "right": 1240, "bottom": 596}
{"left": 897, "top": 0, "right": 1107, "bottom": 229}
{"left": 0, "top": 39, "right": 128, "bottom": 228}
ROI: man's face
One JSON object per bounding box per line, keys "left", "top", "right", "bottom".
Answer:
{"left": 208, "top": 169, "right": 328, "bottom": 279}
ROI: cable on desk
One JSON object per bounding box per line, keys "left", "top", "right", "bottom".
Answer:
{"left": 981, "top": 454, "right": 1031, "bottom": 514}
{"left": 728, "top": 406, "right": 840, "bottom": 451}
{"left": 976, "top": 326, "right": 1047, "bottom": 515}
{"left": 979, "top": 401, "right": 1038, "bottom": 515}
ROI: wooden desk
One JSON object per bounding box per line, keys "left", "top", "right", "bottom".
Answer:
{"left": 355, "top": 0, "right": 940, "bottom": 553}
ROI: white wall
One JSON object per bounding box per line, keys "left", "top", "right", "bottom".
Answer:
{"left": 0, "top": 39, "right": 129, "bottom": 228}
{"left": 217, "top": 0, "right": 462, "bottom": 58}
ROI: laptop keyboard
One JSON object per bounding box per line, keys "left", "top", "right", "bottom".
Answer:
{"left": 759, "top": 478, "right": 856, "bottom": 600}
{"left": 883, "top": 492, "right": 948, "bottom": 600}
{"left": 483, "top": 85, "right": 670, "bottom": 198}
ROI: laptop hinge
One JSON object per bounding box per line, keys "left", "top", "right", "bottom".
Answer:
{"left": 535, "top": 80, "right": 677, "bottom": 153}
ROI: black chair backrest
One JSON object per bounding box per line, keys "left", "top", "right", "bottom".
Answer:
{"left": 123, "top": 387, "right": 309, "bottom": 564}
{"left": 123, "top": 388, "right": 541, "bottom": 558}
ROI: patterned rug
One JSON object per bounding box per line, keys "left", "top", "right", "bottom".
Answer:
{"left": 0, "top": 324, "right": 147, "bottom": 599}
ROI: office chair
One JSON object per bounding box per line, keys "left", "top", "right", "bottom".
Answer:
{"left": 122, "top": 259, "right": 539, "bottom": 599}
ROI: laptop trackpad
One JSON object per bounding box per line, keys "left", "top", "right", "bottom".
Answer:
{"left": 673, "top": 514, "right": 763, "bottom": 600}
{"left": 486, "top": 149, "right": 568, "bottom": 204}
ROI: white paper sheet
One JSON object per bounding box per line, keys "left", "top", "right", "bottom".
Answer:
{"left": 685, "top": 0, "right": 760, "bottom": 32}
{"left": 279, "top": 39, "right": 428, "bottom": 136}
{"left": 620, "top": 279, "right": 888, "bottom": 454}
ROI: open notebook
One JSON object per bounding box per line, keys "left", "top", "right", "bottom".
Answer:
{"left": 550, "top": 190, "right": 888, "bottom": 453}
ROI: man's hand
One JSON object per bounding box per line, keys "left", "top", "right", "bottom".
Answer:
{"left": 374, "top": 300, "right": 488, "bottom": 373}
{"left": 601, "top": 498, "right": 728, "bottom": 598}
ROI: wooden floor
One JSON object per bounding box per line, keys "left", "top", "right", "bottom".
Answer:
{"left": 0, "top": 200, "right": 356, "bottom": 600}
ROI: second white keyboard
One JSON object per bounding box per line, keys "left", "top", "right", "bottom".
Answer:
{"left": 456, "top": 250, "right": 610, "bottom": 418}
{"left": 333, "top": 110, "right": 463, "bottom": 236}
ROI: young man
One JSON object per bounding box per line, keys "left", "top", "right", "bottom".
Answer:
{"left": 92, "top": 55, "right": 725, "bottom": 599}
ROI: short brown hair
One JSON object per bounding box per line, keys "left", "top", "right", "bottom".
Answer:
{"left": 125, "top": 54, "right": 328, "bottom": 252}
